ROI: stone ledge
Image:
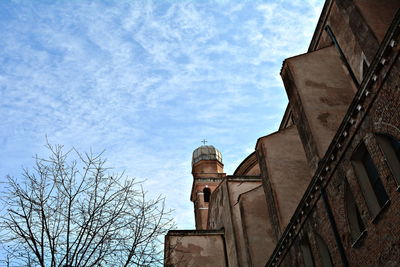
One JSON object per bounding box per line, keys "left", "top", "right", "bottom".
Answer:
{"left": 166, "top": 229, "right": 224, "bottom": 236}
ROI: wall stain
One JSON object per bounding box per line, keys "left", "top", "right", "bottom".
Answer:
{"left": 318, "top": 112, "right": 330, "bottom": 125}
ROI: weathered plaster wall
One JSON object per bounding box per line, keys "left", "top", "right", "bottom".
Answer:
{"left": 165, "top": 231, "right": 227, "bottom": 267}
{"left": 314, "top": 0, "right": 399, "bottom": 84}
{"left": 234, "top": 152, "right": 261, "bottom": 176}
{"left": 227, "top": 179, "right": 263, "bottom": 266}
{"left": 257, "top": 125, "right": 311, "bottom": 234}
{"left": 207, "top": 180, "right": 239, "bottom": 266}
{"left": 239, "top": 185, "right": 275, "bottom": 267}
{"left": 282, "top": 46, "right": 355, "bottom": 170}
{"left": 244, "top": 163, "right": 260, "bottom": 176}
{"left": 314, "top": 0, "right": 377, "bottom": 83}
{"left": 207, "top": 178, "right": 262, "bottom": 267}
{"left": 326, "top": 1, "right": 378, "bottom": 81}
{"left": 354, "top": 0, "right": 399, "bottom": 43}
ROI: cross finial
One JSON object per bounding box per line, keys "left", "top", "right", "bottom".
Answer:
{"left": 201, "top": 139, "right": 208, "bottom": 145}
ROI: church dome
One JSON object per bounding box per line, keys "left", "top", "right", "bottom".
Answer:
{"left": 192, "top": 145, "right": 223, "bottom": 166}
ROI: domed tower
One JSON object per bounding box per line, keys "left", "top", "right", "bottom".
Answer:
{"left": 191, "top": 145, "right": 225, "bottom": 230}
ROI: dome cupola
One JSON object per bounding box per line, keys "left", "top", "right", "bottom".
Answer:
{"left": 192, "top": 145, "right": 223, "bottom": 166}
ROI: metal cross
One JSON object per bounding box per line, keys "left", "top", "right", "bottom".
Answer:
{"left": 201, "top": 139, "right": 208, "bottom": 145}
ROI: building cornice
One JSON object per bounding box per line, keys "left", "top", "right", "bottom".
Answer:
{"left": 226, "top": 175, "right": 261, "bottom": 182}
{"left": 166, "top": 229, "right": 224, "bottom": 236}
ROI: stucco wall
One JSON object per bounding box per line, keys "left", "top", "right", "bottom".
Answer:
{"left": 244, "top": 163, "right": 260, "bottom": 176}
{"left": 234, "top": 152, "right": 261, "bottom": 176}
{"left": 207, "top": 180, "right": 239, "bottom": 266}
{"left": 313, "top": 0, "right": 399, "bottom": 84}
{"left": 354, "top": 0, "right": 399, "bottom": 42}
{"left": 165, "top": 231, "right": 227, "bottom": 267}
{"left": 282, "top": 46, "right": 355, "bottom": 170}
{"left": 257, "top": 125, "right": 311, "bottom": 233}
{"left": 227, "top": 179, "right": 263, "bottom": 266}
{"left": 314, "top": 0, "right": 379, "bottom": 83}
{"left": 239, "top": 185, "right": 275, "bottom": 267}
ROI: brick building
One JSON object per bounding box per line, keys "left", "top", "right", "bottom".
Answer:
{"left": 165, "top": 0, "right": 400, "bottom": 266}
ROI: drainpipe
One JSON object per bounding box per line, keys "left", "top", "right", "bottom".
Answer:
{"left": 325, "top": 25, "right": 360, "bottom": 88}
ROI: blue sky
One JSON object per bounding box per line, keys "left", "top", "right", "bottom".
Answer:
{"left": 0, "top": 0, "right": 324, "bottom": 230}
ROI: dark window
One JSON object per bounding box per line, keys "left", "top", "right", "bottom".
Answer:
{"left": 362, "top": 59, "right": 369, "bottom": 79}
{"left": 362, "top": 151, "right": 388, "bottom": 206}
{"left": 376, "top": 134, "right": 400, "bottom": 185}
{"left": 352, "top": 142, "right": 389, "bottom": 216}
{"left": 203, "top": 187, "right": 211, "bottom": 202}
{"left": 345, "top": 185, "right": 365, "bottom": 242}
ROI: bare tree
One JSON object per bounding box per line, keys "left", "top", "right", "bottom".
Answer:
{"left": 0, "top": 143, "right": 174, "bottom": 267}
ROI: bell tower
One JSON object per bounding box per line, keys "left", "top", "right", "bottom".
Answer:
{"left": 191, "top": 145, "right": 225, "bottom": 230}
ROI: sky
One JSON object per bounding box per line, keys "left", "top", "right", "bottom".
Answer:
{"left": 0, "top": 0, "right": 324, "bottom": 231}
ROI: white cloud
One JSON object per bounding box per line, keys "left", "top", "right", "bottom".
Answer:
{"left": 0, "top": 0, "right": 325, "bottom": 230}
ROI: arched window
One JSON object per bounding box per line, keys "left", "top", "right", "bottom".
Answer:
{"left": 300, "top": 236, "right": 315, "bottom": 267}
{"left": 203, "top": 187, "right": 211, "bottom": 203}
{"left": 376, "top": 133, "right": 400, "bottom": 186}
{"left": 315, "top": 234, "right": 333, "bottom": 267}
{"left": 351, "top": 142, "right": 389, "bottom": 216}
{"left": 345, "top": 185, "right": 365, "bottom": 242}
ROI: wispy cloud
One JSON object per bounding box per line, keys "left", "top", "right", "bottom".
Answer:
{"left": 0, "top": 0, "right": 324, "bottom": 229}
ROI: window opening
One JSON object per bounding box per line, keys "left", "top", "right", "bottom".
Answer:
{"left": 362, "top": 151, "right": 388, "bottom": 206}
{"left": 345, "top": 185, "right": 365, "bottom": 242}
{"left": 362, "top": 59, "right": 369, "bottom": 79}
{"left": 203, "top": 187, "right": 211, "bottom": 203}
{"left": 352, "top": 142, "right": 389, "bottom": 216}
